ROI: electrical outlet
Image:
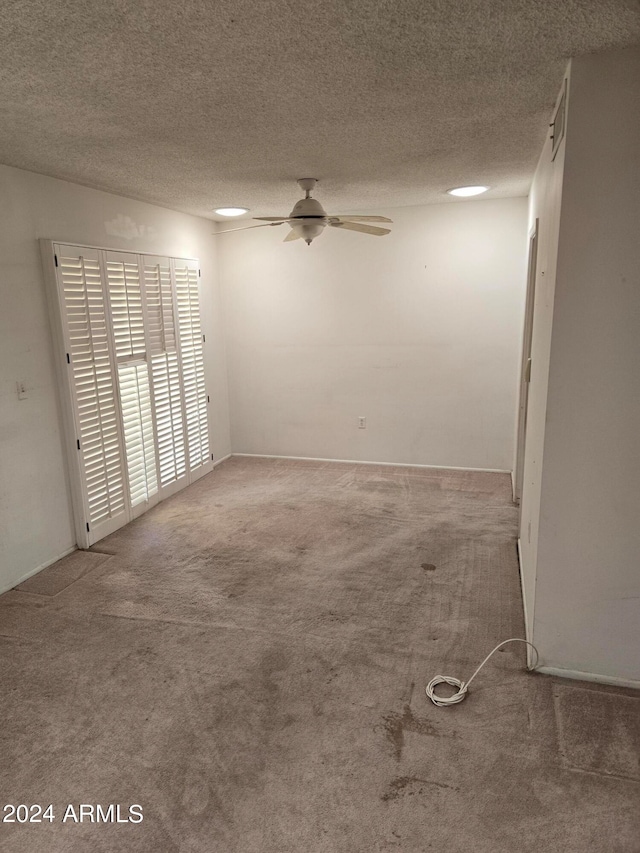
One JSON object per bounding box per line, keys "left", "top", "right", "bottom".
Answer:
{"left": 16, "top": 381, "right": 28, "bottom": 400}
{"left": 358, "top": 416, "right": 366, "bottom": 429}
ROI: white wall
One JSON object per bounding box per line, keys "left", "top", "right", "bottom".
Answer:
{"left": 0, "top": 165, "right": 231, "bottom": 592}
{"left": 532, "top": 47, "right": 640, "bottom": 684}
{"left": 221, "top": 198, "right": 528, "bottom": 470}
{"left": 518, "top": 73, "right": 569, "bottom": 641}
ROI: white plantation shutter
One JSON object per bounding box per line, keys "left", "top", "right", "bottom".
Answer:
{"left": 47, "top": 241, "right": 211, "bottom": 548}
{"left": 105, "top": 255, "right": 145, "bottom": 359}
{"left": 105, "top": 251, "right": 158, "bottom": 513}
{"left": 118, "top": 362, "right": 158, "bottom": 509}
{"left": 144, "top": 257, "right": 187, "bottom": 494}
{"left": 144, "top": 259, "right": 164, "bottom": 353}
{"left": 174, "top": 260, "right": 209, "bottom": 470}
{"left": 56, "top": 246, "right": 127, "bottom": 543}
{"left": 151, "top": 352, "right": 187, "bottom": 489}
{"left": 144, "top": 258, "right": 176, "bottom": 352}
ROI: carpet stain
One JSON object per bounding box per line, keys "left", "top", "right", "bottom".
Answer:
{"left": 381, "top": 703, "right": 440, "bottom": 760}
{"left": 382, "top": 775, "right": 460, "bottom": 801}
{"left": 421, "top": 562, "right": 437, "bottom": 571}
{"left": 2, "top": 457, "right": 638, "bottom": 851}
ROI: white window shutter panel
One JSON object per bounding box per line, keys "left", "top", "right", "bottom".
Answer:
{"left": 144, "top": 257, "right": 188, "bottom": 494}
{"left": 143, "top": 258, "right": 177, "bottom": 353}
{"left": 174, "top": 260, "right": 210, "bottom": 472}
{"left": 56, "top": 245, "right": 127, "bottom": 542}
{"left": 105, "top": 251, "right": 159, "bottom": 513}
{"left": 105, "top": 254, "right": 145, "bottom": 360}
{"left": 118, "top": 362, "right": 158, "bottom": 510}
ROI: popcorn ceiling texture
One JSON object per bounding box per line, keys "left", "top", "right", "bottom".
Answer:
{"left": 1, "top": 1, "right": 640, "bottom": 218}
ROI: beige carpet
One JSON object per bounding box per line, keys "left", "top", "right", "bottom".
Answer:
{"left": 0, "top": 457, "right": 638, "bottom": 852}
{"left": 15, "top": 550, "right": 112, "bottom": 597}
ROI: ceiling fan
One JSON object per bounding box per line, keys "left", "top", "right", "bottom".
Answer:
{"left": 214, "top": 179, "right": 392, "bottom": 245}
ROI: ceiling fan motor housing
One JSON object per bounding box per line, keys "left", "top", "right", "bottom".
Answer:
{"left": 289, "top": 194, "right": 328, "bottom": 242}
{"left": 289, "top": 196, "right": 327, "bottom": 219}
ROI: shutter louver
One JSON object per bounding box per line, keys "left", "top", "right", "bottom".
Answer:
{"left": 58, "top": 249, "right": 126, "bottom": 531}
{"left": 175, "top": 262, "right": 209, "bottom": 470}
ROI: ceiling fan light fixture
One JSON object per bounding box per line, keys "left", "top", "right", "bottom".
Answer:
{"left": 447, "top": 186, "right": 489, "bottom": 197}
{"left": 290, "top": 219, "right": 326, "bottom": 245}
{"left": 214, "top": 207, "right": 249, "bottom": 216}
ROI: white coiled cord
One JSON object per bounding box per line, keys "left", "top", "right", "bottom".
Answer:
{"left": 425, "top": 638, "right": 539, "bottom": 707}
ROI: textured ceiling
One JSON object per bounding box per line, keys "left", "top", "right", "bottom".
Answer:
{"left": 1, "top": 1, "right": 639, "bottom": 219}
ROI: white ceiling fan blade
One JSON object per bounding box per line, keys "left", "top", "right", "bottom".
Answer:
{"left": 283, "top": 229, "right": 303, "bottom": 242}
{"left": 330, "top": 215, "right": 393, "bottom": 223}
{"left": 253, "top": 216, "right": 289, "bottom": 221}
{"left": 329, "top": 221, "right": 391, "bottom": 236}
{"left": 213, "top": 222, "right": 284, "bottom": 235}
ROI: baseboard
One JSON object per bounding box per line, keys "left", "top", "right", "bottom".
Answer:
{"left": 231, "top": 453, "right": 511, "bottom": 475}
{"left": 212, "top": 453, "right": 232, "bottom": 468}
{"left": 536, "top": 665, "right": 640, "bottom": 691}
{"left": 0, "top": 545, "right": 77, "bottom": 596}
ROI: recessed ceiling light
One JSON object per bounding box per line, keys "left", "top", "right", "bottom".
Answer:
{"left": 447, "top": 186, "right": 489, "bottom": 197}
{"left": 214, "top": 207, "right": 249, "bottom": 216}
